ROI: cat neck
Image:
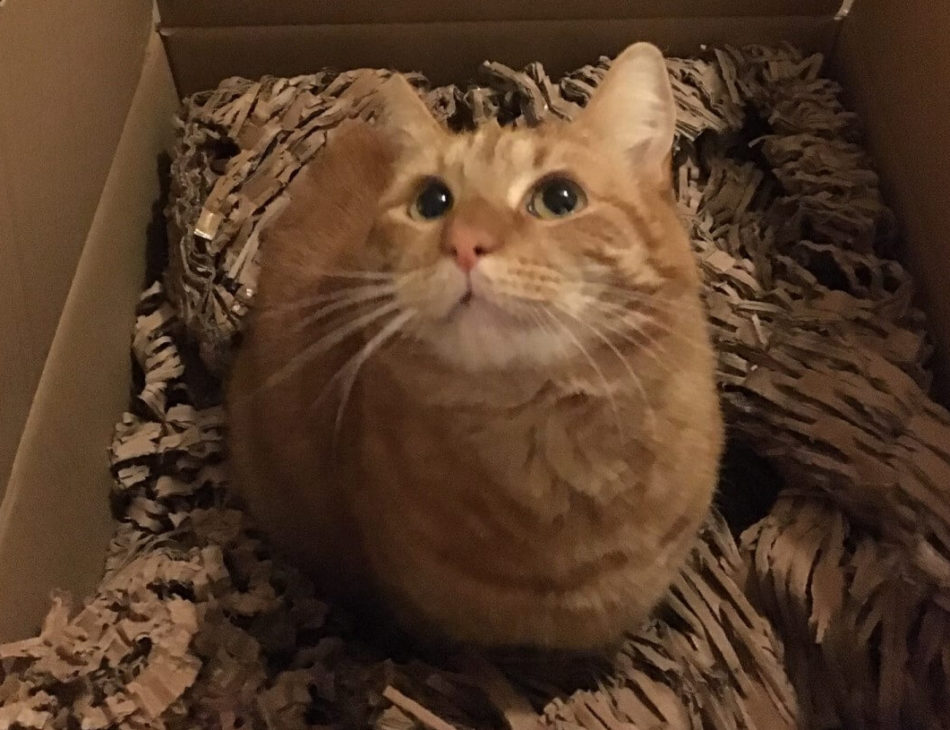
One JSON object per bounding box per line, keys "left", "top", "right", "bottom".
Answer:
{"left": 372, "top": 340, "right": 630, "bottom": 415}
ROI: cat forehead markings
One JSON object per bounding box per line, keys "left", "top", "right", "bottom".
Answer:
{"left": 434, "top": 128, "right": 564, "bottom": 208}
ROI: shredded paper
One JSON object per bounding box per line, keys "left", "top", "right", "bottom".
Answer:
{"left": 2, "top": 45, "right": 949, "bottom": 729}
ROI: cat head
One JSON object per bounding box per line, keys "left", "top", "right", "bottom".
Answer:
{"left": 327, "top": 43, "right": 700, "bottom": 373}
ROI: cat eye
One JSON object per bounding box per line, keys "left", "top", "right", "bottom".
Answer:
{"left": 411, "top": 178, "right": 454, "bottom": 220}
{"left": 527, "top": 177, "right": 586, "bottom": 219}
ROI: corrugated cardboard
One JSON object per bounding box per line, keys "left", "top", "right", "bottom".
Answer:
{"left": 0, "top": 34, "right": 178, "bottom": 640}
{"left": 0, "top": 0, "right": 153, "bottom": 493}
{"left": 156, "top": 0, "right": 843, "bottom": 95}
{"left": 833, "top": 0, "right": 950, "bottom": 400}
{"left": 162, "top": 17, "right": 839, "bottom": 97}
{"left": 157, "top": 0, "right": 842, "bottom": 26}
{"left": 1, "top": 0, "right": 949, "bottom": 648}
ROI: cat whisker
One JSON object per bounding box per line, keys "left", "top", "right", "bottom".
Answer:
{"left": 485, "top": 293, "right": 553, "bottom": 325}
{"left": 526, "top": 305, "right": 574, "bottom": 366}
{"left": 583, "top": 287, "right": 712, "bottom": 337}
{"left": 527, "top": 306, "right": 603, "bottom": 407}
{"left": 534, "top": 304, "right": 624, "bottom": 438}
{"left": 580, "top": 296, "right": 715, "bottom": 356}
{"left": 255, "top": 263, "right": 444, "bottom": 320}
{"left": 581, "top": 311, "right": 679, "bottom": 378}
{"left": 258, "top": 301, "right": 401, "bottom": 394}
{"left": 524, "top": 305, "right": 568, "bottom": 359}
{"left": 289, "top": 289, "right": 396, "bottom": 334}
{"left": 551, "top": 304, "right": 658, "bottom": 440}
{"left": 518, "top": 294, "right": 670, "bottom": 391}
{"left": 312, "top": 262, "right": 444, "bottom": 284}
{"left": 579, "top": 280, "right": 673, "bottom": 298}
{"left": 307, "top": 268, "right": 397, "bottom": 281}
{"left": 580, "top": 299, "right": 684, "bottom": 363}
{"left": 593, "top": 295, "right": 686, "bottom": 327}
{"left": 256, "top": 283, "right": 398, "bottom": 318}
{"left": 581, "top": 284, "right": 687, "bottom": 315}
{"left": 313, "top": 309, "right": 418, "bottom": 437}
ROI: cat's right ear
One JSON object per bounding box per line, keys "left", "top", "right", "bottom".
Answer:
{"left": 370, "top": 74, "right": 444, "bottom": 152}
{"left": 576, "top": 43, "right": 676, "bottom": 186}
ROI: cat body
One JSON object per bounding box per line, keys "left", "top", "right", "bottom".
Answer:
{"left": 228, "top": 43, "right": 723, "bottom": 650}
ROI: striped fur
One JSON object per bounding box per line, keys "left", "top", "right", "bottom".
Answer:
{"left": 228, "top": 43, "right": 723, "bottom": 649}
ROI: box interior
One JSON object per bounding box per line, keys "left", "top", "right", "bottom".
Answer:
{"left": 832, "top": 0, "right": 950, "bottom": 398}
{"left": 0, "top": 0, "right": 153, "bottom": 494}
{"left": 158, "top": 0, "right": 843, "bottom": 95}
{"left": 0, "top": 23, "right": 176, "bottom": 639}
{"left": 2, "top": 0, "right": 948, "bottom": 639}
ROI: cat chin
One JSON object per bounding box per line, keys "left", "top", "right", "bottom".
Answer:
{"left": 420, "top": 299, "right": 565, "bottom": 372}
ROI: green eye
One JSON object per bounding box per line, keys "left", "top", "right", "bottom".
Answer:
{"left": 528, "top": 177, "right": 586, "bottom": 219}
{"left": 411, "top": 178, "right": 453, "bottom": 220}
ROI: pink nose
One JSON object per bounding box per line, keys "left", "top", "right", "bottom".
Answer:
{"left": 444, "top": 220, "right": 500, "bottom": 272}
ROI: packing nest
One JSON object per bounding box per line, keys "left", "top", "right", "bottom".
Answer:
{"left": 2, "top": 45, "right": 949, "bottom": 730}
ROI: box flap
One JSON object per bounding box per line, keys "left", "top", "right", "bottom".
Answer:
{"left": 0, "top": 33, "right": 179, "bottom": 641}
{"left": 161, "top": 15, "right": 839, "bottom": 97}
{"left": 833, "top": 0, "right": 950, "bottom": 399}
{"left": 0, "top": 0, "right": 152, "bottom": 493}
{"left": 158, "top": 0, "right": 843, "bottom": 26}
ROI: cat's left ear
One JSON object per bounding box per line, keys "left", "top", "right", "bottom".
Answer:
{"left": 577, "top": 43, "right": 676, "bottom": 184}
{"left": 370, "top": 73, "right": 445, "bottom": 152}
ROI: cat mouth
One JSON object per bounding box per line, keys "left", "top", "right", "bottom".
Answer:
{"left": 440, "top": 271, "right": 523, "bottom": 326}
{"left": 448, "top": 279, "right": 477, "bottom": 315}
{"left": 446, "top": 290, "right": 524, "bottom": 329}
{"left": 447, "top": 290, "right": 480, "bottom": 318}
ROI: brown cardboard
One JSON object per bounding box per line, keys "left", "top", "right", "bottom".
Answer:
{"left": 2, "top": 0, "right": 950, "bottom": 697}
{"left": 162, "top": 16, "right": 838, "bottom": 97}
{"left": 97, "top": 43, "right": 936, "bottom": 728}
{"left": 0, "top": 0, "right": 153, "bottom": 493}
{"left": 0, "top": 34, "right": 179, "bottom": 641}
{"left": 157, "top": 0, "right": 843, "bottom": 26}
{"left": 0, "top": 0, "right": 843, "bottom": 645}
{"left": 11, "top": 31, "right": 950, "bottom": 724}
{"left": 0, "top": 229, "right": 32, "bottom": 505}
{"left": 833, "top": 0, "right": 950, "bottom": 399}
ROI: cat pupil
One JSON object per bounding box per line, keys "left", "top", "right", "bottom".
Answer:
{"left": 416, "top": 180, "right": 453, "bottom": 219}
{"left": 542, "top": 180, "right": 578, "bottom": 215}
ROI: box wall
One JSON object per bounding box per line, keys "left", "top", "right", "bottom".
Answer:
{"left": 157, "top": 0, "right": 842, "bottom": 26}
{"left": 0, "top": 0, "right": 154, "bottom": 495}
{"left": 162, "top": 16, "right": 838, "bottom": 97}
{"left": 833, "top": 0, "right": 950, "bottom": 400}
{"left": 0, "top": 33, "right": 179, "bottom": 641}
{"left": 6, "top": 0, "right": 947, "bottom": 641}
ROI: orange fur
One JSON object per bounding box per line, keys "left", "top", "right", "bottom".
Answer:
{"left": 227, "top": 44, "right": 724, "bottom": 650}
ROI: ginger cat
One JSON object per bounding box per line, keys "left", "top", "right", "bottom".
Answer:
{"left": 227, "top": 43, "right": 723, "bottom": 650}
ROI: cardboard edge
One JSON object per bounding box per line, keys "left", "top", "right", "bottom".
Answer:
{"left": 157, "top": 0, "right": 844, "bottom": 27}
{"left": 0, "top": 32, "right": 179, "bottom": 640}
{"left": 831, "top": 0, "right": 950, "bottom": 403}
{"left": 162, "top": 16, "right": 838, "bottom": 96}
{"left": 0, "top": 0, "right": 154, "bottom": 492}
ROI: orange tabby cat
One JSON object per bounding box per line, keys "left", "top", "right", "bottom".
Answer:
{"left": 228, "top": 43, "right": 723, "bottom": 650}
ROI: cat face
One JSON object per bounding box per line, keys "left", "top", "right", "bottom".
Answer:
{"left": 363, "top": 44, "right": 698, "bottom": 372}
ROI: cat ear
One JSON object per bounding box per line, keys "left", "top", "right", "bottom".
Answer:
{"left": 578, "top": 43, "right": 676, "bottom": 182}
{"left": 371, "top": 73, "right": 444, "bottom": 151}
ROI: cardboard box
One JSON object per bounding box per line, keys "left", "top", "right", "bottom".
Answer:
{"left": 0, "top": 0, "right": 947, "bottom": 644}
